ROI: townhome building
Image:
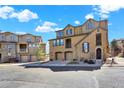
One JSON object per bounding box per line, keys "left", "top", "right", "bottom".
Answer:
{"left": 0, "top": 32, "right": 46, "bottom": 63}
{"left": 49, "top": 19, "right": 109, "bottom": 62}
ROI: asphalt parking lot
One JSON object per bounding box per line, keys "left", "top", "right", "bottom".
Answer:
{"left": 0, "top": 63, "right": 124, "bottom": 88}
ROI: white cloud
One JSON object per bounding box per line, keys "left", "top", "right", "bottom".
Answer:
{"left": 10, "top": 9, "right": 38, "bottom": 22}
{"left": 0, "top": 6, "right": 38, "bottom": 22}
{"left": 85, "top": 13, "right": 94, "bottom": 19}
{"left": 0, "top": 6, "right": 14, "bottom": 19}
{"left": 74, "top": 20, "right": 80, "bottom": 25}
{"left": 35, "top": 21, "right": 62, "bottom": 33}
{"left": 93, "top": 5, "right": 124, "bottom": 19}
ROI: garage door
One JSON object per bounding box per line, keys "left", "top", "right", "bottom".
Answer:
{"left": 56, "top": 52, "right": 63, "bottom": 60}
{"left": 21, "top": 56, "right": 29, "bottom": 62}
{"left": 65, "top": 52, "right": 73, "bottom": 61}
{"left": 31, "top": 56, "right": 37, "bottom": 62}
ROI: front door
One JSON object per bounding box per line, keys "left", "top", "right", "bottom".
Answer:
{"left": 96, "top": 48, "right": 102, "bottom": 59}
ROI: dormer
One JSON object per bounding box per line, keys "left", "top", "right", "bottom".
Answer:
{"left": 64, "top": 24, "right": 74, "bottom": 36}
{"left": 83, "top": 19, "right": 97, "bottom": 33}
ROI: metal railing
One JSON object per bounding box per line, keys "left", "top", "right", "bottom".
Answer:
{"left": 20, "top": 48, "right": 27, "bottom": 52}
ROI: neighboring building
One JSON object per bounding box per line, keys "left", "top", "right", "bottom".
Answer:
{"left": 49, "top": 19, "right": 109, "bottom": 61}
{"left": 111, "top": 39, "right": 124, "bottom": 57}
{"left": 0, "top": 32, "right": 46, "bottom": 63}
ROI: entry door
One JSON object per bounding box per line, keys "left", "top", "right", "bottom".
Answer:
{"left": 96, "top": 48, "right": 102, "bottom": 59}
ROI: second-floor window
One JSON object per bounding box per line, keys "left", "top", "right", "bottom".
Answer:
{"left": 27, "top": 38, "right": 32, "bottom": 42}
{"left": 1, "top": 35, "right": 5, "bottom": 40}
{"left": 96, "top": 33, "right": 102, "bottom": 46}
{"left": 10, "top": 35, "right": 16, "bottom": 41}
{"left": 53, "top": 40, "right": 56, "bottom": 46}
{"left": 57, "top": 31, "right": 64, "bottom": 38}
{"left": 53, "top": 39, "right": 64, "bottom": 47}
{"left": 60, "top": 39, "right": 64, "bottom": 46}
{"left": 65, "top": 39, "right": 71, "bottom": 48}
{"left": 66, "top": 29, "right": 72, "bottom": 35}
{"left": 56, "top": 40, "right": 59, "bottom": 46}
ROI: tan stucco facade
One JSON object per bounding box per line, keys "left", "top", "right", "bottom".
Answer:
{"left": 49, "top": 19, "right": 109, "bottom": 61}
{"left": 0, "top": 32, "right": 46, "bottom": 63}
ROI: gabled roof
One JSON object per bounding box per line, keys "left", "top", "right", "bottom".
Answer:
{"left": 55, "top": 18, "right": 108, "bottom": 32}
{"left": 0, "top": 30, "right": 41, "bottom": 37}
{"left": 0, "top": 31, "right": 17, "bottom": 35}
{"left": 56, "top": 24, "right": 74, "bottom": 32}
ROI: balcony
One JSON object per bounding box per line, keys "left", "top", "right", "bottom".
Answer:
{"left": 19, "top": 44, "right": 28, "bottom": 53}
{"left": 19, "top": 48, "right": 28, "bottom": 53}
{"left": 0, "top": 38, "right": 18, "bottom": 42}
{"left": 20, "top": 48, "right": 26, "bottom": 52}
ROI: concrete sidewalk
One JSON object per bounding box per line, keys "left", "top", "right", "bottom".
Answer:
{"left": 102, "top": 57, "right": 124, "bottom": 67}
{"left": 0, "top": 61, "right": 43, "bottom": 66}
{"left": 102, "top": 62, "right": 124, "bottom": 67}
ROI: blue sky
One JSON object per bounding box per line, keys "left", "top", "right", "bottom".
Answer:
{"left": 0, "top": 5, "right": 124, "bottom": 43}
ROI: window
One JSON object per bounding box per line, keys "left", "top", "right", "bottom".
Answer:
{"left": 60, "top": 39, "right": 64, "bottom": 46}
{"left": 96, "top": 33, "right": 102, "bottom": 46}
{"left": 7, "top": 44, "right": 13, "bottom": 49}
{"left": 56, "top": 40, "right": 59, "bottom": 46}
{"left": 27, "top": 37, "right": 32, "bottom": 42}
{"left": 57, "top": 31, "right": 64, "bottom": 37}
{"left": 7, "top": 44, "right": 13, "bottom": 52}
{"left": 53, "top": 40, "right": 56, "bottom": 46}
{"left": 36, "top": 37, "right": 42, "bottom": 42}
{"left": 1, "top": 35, "right": 5, "bottom": 40}
{"left": 82, "top": 42, "right": 89, "bottom": 53}
{"left": 53, "top": 39, "right": 64, "bottom": 47}
{"left": 65, "top": 39, "right": 71, "bottom": 48}
{"left": 27, "top": 39, "right": 32, "bottom": 42}
{"left": 10, "top": 35, "right": 16, "bottom": 41}
{"left": 86, "top": 21, "right": 95, "bottom": 30}
{"left": 66, "top": 29, "right": 72, "bottom": 35}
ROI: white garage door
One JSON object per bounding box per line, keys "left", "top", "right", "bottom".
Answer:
{"left": 56, "top": 52, "right": 63, "bottom": 60}
{"left": 65, "top": 52, "right": 73, "bottom": 61}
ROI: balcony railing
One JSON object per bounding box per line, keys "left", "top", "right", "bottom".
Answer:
{"left": 20, "top": 48, "right": 27, "bottom": 52}
{"left": 0, "top": 38, "right": 17, "bottom": 42}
